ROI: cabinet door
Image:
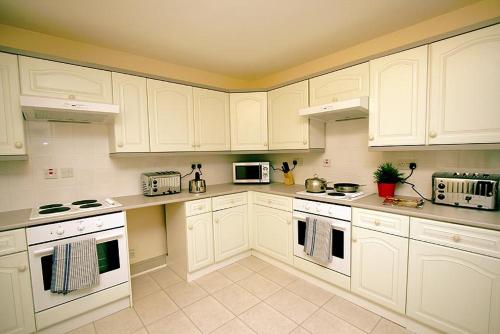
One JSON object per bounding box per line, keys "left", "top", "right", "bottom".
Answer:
{"left": 428, "top": 24, "right": 500, "bottom": 144}
{"left": 193, "top": 88, "right": 230, "bottom": 151}
{"left": 230, "top": 92, "right": 268, "bottom": 151}
{"left": 407, "top": 240, "right": 500, "bottom": 334}
{"left": 147, "top": 79, "right": 195, "bottom": 152}
{"left": 18, "top": 56, "right": 112, "bottom": 103}
{"left": 0, "top": 252, "right": 36, "bottom": 334}
{"left": 268, "top": 80, "right": 309, "bottom": 150}
{"left": 368, "top": 46, "right": 428, "bottom": 146}
{"left": 213, "top": 205, "right": 249, "bottom": 262}
{"left": 252, "top": 204, "right": 293, "bottom": 264}
{"left": 351, "top": 227, "right": 408, "bottom": 314}
{"left": 186, "top": 212, "right": 214, "bottom": 272}
{"left": 0, "top": 53, "right": 26, "bottom": 155}
{"left": 110, "top": 73, "right": 150, "bottom": 152}
{"left": 309, "top": 62, "right": 369, "bottom": 106}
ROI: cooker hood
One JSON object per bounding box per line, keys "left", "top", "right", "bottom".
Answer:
{"left": 299, "top": 96, "right": 368, "bottom": 121}
{"left": 20, "top": 96, "right": 119, "bottom": 123}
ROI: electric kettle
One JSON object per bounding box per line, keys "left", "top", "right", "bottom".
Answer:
{"left": 189, "top": 172, "right": 206, "bottom": 193}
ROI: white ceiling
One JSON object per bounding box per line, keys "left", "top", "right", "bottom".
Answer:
{"left": 0, "top": 0, "right": 479, "bottom": 79}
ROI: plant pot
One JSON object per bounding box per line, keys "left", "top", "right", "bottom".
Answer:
{"left": 377, "top": 183, "right": 396, "bottom": 197}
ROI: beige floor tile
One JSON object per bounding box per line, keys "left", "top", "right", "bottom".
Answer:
{"left": 302, "top": 309, "right": 364, "bottom": 334}
{"left": 265, "top": 289, "right": 318, "bottom": 324}
{"left": 372, "top": 319, "right": 413, "bottom": 334}
{"left": 183, "top": 296, "right": 235, "bottom": 333}
{"left": 286, "top": 279, "right": 334, "bottom": 306}
{"left": 239, "top": 302, "right": 297, "bottom": 334}
{"left": 218, "top": 263, "right": 253, "bottom": 282}
{"left": 150, "top": 266, "right": 183, "bottom": 289}
{"left": 259, "top": 265, "right": 299, "bottom": 287}
{"left": 238, "top": 256, "right": 270, "bottom": 271}
{"left": 133, "top": 290, "right": 178, "bottom": 325}
{"left": 147, "top": 310, "right": 201, "bottom": 334}
{"left": 131, "top": 273, "right": 161, "bottom": 300}
{"left": 238, "top": 273, "right": 281, "bottom": 299}
{"left": 164, "top": 281, "right": 208, "bottom": 308}
{"left": 94, "top": 308, "right": 143, "bottom": 334}
{"left": 290, "top": 327, "right": 312, "bottom": 334}
{"left": 211, "top": 318, "right": 255, "bottom": 334}
{"left": 66, "top": 322, "right": 95, "bottom": 334}
{"left": 195, "top": 271, "right": 232, "bottom": 293}
{"left": 212, "top": 284, "right": 260, "bottom": 315}
{"left": 323, "top": 296, "right": 380, "bottom": 332}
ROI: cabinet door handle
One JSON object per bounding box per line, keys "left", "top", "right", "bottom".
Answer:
{"left": 15, "top": 141, "right": 23, "bottom": 149}
{"left": 368, "top": 135, "right": 374, "bottom": 141}
{"left": 263, "top": 142, "right": 268, "bottom": 146}
{"left": 287, "top": 219, "right": 292, "bottom": 225}
{"left": 374, "top": 220, "right": 381, "bottom": 226}
{"left": 188, "top": 223, "right": 194, "bottom": 230}
{"left": 17, "top": 265, "right": 27, "bottom": 272}
{"left": 117, "top": 141, "right": 123, "bottom": 148}
{"left": 352, "top": 237, "right": 357, "bottom": 243}
{"left": 302, "top": 140, "right": 307, "bottom": 145}
{"left": 214, "top": 219, "right": 219, "bottom": 224}
{"left": 68, "top": 94, "right": 76, "bottom": 100}
{"left": 452, "top": 235, "right": 461, "bottom": 242}
{"left": 429, "top": 131, "right": 437, "bottom": 138}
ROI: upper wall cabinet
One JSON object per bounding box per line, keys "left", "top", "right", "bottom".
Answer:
{"left": 230, "top": 92, "right": 268, "bottom": 151}
{"left": 147, "top": 79, "right": 195, "bottom": 152}
{"left": 428, "top": 24, "right": 500, "bottom": 145}
{"left": 193, "top": 88, "right": 230, "bottom": 151}
{"left": 368, "top": 46, "right": 428, "bottom": 146}
{"left": 110, "top": 73, "right": 150, "bottom": 153}
{"left": 309, "top": 62, "right": 369, "bottom": 106}
{"left": 0, "top": 53, "right": 26, "bottom": 156}
{"left": 18, "top": 56, "right": 112, "bottom": 103}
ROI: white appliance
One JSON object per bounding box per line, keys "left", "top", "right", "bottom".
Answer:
{"left": 21, "top": 95, "right": 119, "bottom": 123}
{"left": 295, "top": 190, "right": 369, "bottom": 201}
{"left": 27, "top": 211, "right": 130, "bottom": 329}
{"left": 293, "top": 198, "right": 351, "bottom": 276}
{"left": 233, "top": 162, "right": 270, "bottom": 184}
{"left": 29, "top": 198, "right": 122, "bottom": 220}
{"left": 299, "top": 96, "right": 368, "bottom": 121}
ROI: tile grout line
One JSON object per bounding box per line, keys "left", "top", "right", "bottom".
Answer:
{"left": 370, "top": 317, "right": 383, "bottom": 333}
{"left": 319, "top": 297, "right": 381, "bottom": 333}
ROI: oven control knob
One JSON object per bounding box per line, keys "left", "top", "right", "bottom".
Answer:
{"left": 56, "top": 227, "right": 64, "bottom": 236}
{"left": 315, "top": 205, "right": 321, "bottom": 213}
{"left": 305, "top": 204, "right": 311, "bottom": 210}
{"left": 328, "top": 208, "right": 335, "bottom": 215}
{"left": 96, "top": 220, "right": 103, "bottom": 228}
{"left": 77, "top": 224, "right": 85, "bottom": 232}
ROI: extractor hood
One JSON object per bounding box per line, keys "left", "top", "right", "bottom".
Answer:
{"left": 20, "top": 96, "right": 119, "bottom": 123}
{"left": 299, "top": 96, "right": 369, "bottom": 121}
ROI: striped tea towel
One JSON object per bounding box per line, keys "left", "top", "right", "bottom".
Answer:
{"left": 51, "top": 238, "right": 100, "bottom": 294}
{"left": 304, "top": 217, "right": 332, "bottom": 263}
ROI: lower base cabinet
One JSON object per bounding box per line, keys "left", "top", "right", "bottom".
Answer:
{"left": 407, "top": 240, "right": 500, "bottom": 334}
{"left": 213, "top": 205, "right": 249, "bottom": 262}
{"left": 186, "top": 212, "right": 214, "bottom": 272}
{"left": 351, "top": 227, "right": 408, "bottom": 313}
{"left": 252, "top": 204, "right": 293, "bottom": 264}
{"left": 0, "top": 251, "right": 36, "bottom": 334}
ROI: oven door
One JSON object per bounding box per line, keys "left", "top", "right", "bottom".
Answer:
{"left": 233, "top": 163, "right": 263, "bottom": 183}
{"left": 293, "top": 211, "right": 351, "bottom": 276}
{"left": 28, "top": 227, "right": 129, "bottom": 312}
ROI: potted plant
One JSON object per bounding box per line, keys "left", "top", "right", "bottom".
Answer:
{"left": 373, "top": 162, "right": 404, "bottom": 197}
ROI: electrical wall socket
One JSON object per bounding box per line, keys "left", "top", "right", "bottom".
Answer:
{"left": 396, "top": 160, "right": 417, "bottom": 170}
{"left": 60, "top": 167, "right": 74, "bottom": 178}
{"left": 292, "top": 157, "right": 304, "bottom": 165}
{"left": 323, "top": 158, "right": 332, "bottom": 167}
{"left": 44, "top": 168, "right": 58, "bottom": 179}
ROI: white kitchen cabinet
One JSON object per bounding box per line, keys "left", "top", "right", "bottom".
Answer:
{"left": 0, "top": 53, "right": 26, "bottom": 156}
{"left": 147, "top": 79, "right": 195, "bottom": 152}
{"left": 230, "top": 92, "right": 268, "bottom": 151}
{"left": 186, "top": 212, "right": 214, "bottom": 272}
{"left": 351, "top": 226, "right": 408, "bottom": 314}
{"left": 18, "top": 56, "right": 112, "bottom": 103}
{"left": 407, "top": 239, "right": 500, "bottom": 334}
{"left": 0, "top": 251, "right": 36, "bottom": 334}
{"left": 428, "top": 24, "right": 500, "bottom": 144}
{"left": 268, "top": 80, "right": 309, "bottom": 150}
{"left": 213, "top": 205, "right": 249, "bottom": 262}
{"left": 252, "top": 204, "right": 293, "bottom": 264}
{"left": 368, "top": 46, "right": 428, "bottom": 146}
{"left": 193, "top": 88, "right": 230, "bottom": 151}
{"left": 110, "top": 73, "right": 150, "bottom": 152}
{"left": 309, "top": 62, "right": 369, "bottom": 106}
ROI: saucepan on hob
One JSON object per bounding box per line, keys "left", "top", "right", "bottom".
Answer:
{"left": 305, "top": 175, "right": 364, "bottom": 193}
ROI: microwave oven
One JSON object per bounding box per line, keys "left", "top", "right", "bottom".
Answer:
{"left": 233, "top": 162, "right": 270, "bottom": 184}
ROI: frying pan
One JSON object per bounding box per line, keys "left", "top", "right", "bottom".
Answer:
{"left": 332, "top": 183, "right": 365, "bottom": 193}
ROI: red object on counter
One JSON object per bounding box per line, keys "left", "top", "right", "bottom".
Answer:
{"left": 377, "top": 183, "right": 396, "bottom": 197}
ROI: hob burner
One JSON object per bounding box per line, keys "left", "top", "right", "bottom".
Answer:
{"left": 39, "top": 203, "right": 63, "bottom": 209}
{"left": 80, "top": 203, "right": 103, "bottom": 209}
{"left": 39, "top": 207, "right": 71, "bottom": 214}
{"left": 327, "top": 192, "right": 346, "bottom": 197}
{"left": 72, "top": 199, "right": 98, "bottom": 205}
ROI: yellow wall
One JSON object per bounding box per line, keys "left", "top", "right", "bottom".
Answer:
{"left": 0, "top": 0, "right": 498, "bottom": 90}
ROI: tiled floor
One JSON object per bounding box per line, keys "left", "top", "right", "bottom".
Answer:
{"left": 67, "top": 256, "right": 413, "bottom": 334}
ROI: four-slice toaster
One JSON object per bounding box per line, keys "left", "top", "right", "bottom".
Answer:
{"left": 142, "top": 171, "right": 181, "bottom": 196}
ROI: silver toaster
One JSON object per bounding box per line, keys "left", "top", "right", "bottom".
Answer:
{"left": 141, "top": 171, "right": 181, "bottom": 196}
{"left": 432, "top": 172, "right": 500, "bottom": 210}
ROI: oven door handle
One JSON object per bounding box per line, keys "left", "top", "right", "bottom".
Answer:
{"left": 32, "top": 232, "right": 125, "bottom": 257}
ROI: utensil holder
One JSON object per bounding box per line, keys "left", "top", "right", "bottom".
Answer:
{"left": 284, "top": 171, "right": 295, "bottom": 185}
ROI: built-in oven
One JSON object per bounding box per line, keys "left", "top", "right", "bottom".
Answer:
{"left": 233, "top": 162, "right": 270, "bottom": 184}
{"left": 293, "top": 198, "right": 351, "bottom": 276}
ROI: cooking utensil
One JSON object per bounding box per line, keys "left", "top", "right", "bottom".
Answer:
{"left": 332, "top": 183, "right": 365, "bottom": 193}
{"left": 189, "top": 172, "right": 207, "bottom": 193}
{"left": 305, "top": 174, "right": 329, "bottom": 193}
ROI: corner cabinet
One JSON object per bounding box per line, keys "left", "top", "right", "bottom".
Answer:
{"left": 18, "top": 56, "right": 112, "bottom": 103}
{"left": 147, "top": 79, "right": 195, "bottom": 152}
{"left": 213, "top": 205, "right": 249, "bottom": 262}
{"left": 309, "top": 62, "right": 369, "bottom": 106}
{"left": 368, "top": 46, "right": 428, "bottom": 146}
{"left": 428, "top": 24, "right": 500, "bottom": 144}
{"left": 230, "top": 92, "right": 268, "bottom": 151}
{"left": 0, "top": 52, "right": 26, "bottom": 156}
{"left": 110, "top": 73, "right": 150, "bottom": 152}
{"left": 186, "top": 212, "right": 214, "bottom": 272}
{"left": 193, "top": 88, "right": 230, "bottom": 151}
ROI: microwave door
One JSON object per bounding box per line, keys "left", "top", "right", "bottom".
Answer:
{"left": 235, "top": 165, "right": 261, "bottom": 182}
